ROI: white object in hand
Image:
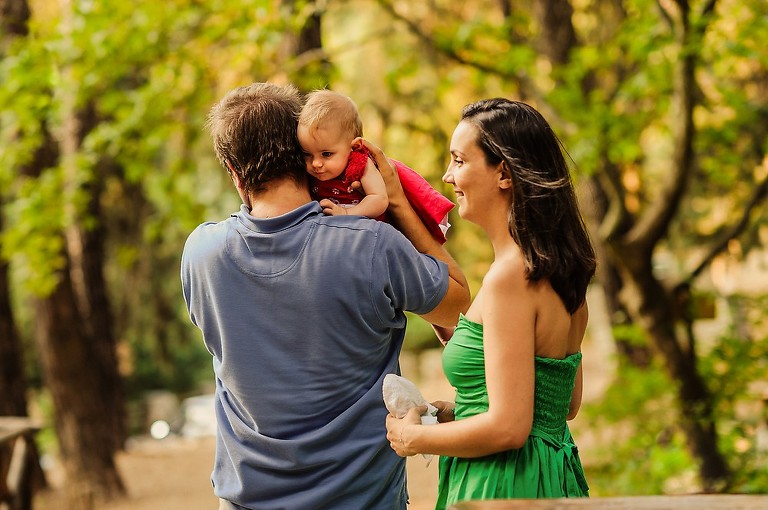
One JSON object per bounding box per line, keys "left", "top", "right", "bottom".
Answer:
{"left": 382, "top": 373, "right": 438, "bottom": 463}
{"left": 382, "top": 373, "right": 438, "bottom": 422}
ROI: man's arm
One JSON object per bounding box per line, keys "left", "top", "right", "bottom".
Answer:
{"left": 362, "top": 140, "right": 470, "bottom": 327}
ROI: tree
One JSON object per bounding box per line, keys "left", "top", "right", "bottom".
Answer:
{"left": 360, "top": 0, "right": 768, "bottom": 491}
{"left": 0, "top": 0, "right": 31, "bottom": 422}
{"left": 1, "top": 0, "right": 127, "bottom": 505}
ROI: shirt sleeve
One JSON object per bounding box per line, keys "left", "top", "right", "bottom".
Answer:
{"left": 369, "top": 223, "right": 449, "bottom": 325}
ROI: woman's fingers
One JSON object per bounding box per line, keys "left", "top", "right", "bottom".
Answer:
{"left": 360, "top": 139, "right": 404, "bottom": 199}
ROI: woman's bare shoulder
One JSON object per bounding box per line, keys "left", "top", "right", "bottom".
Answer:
{"left": 482, "top": 253, "right": 532, "bottom": 303}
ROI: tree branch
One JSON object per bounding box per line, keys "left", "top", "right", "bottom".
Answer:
{"left": 626, "top": 1, "right": 718, "bottom": 251}
{"left": 373, "top": 0, "right": 546, "bottom": 106}
{"left": 684, "top": 163, "right": 768, "bottom": 285}
{"left": 595, "top": 158, "right": 632, "bottom": 241}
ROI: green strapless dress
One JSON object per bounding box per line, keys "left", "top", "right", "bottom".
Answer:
{"left": 435, "top": 314, "right": 589, "bottom": 509}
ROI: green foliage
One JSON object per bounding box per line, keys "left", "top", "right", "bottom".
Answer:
{"left": 403, "top": 312, "right": 442, "bottom": 351}
{"left": 582, "top": 294, "right": 768, "bottom": 494}
{"left": 0, "top": 0, "right": 300, "bottom": 408}
{"left": 579, "top": 360, "right": 698, "bottom": 495}
{"left": 28, "top": 390, "right": 59, "bottom": 457}
{"left": 1, "top": 170, "right": 67, "bottom": 297}
{"left": 612, "top": 323, "right": 648, "bottom": 348}
{"left": 125, "top": 331, "right": 212, "bottom": 400}
{"left": 699, "top": 294, "right": 768, "bottom": 493}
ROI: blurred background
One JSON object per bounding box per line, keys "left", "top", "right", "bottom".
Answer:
{"left": 0, "top": 0, "right": 767, "bottom": 508}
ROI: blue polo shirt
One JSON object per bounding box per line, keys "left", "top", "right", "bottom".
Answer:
{"left": 181, "top": 202, "right": 448, "bottom": 509}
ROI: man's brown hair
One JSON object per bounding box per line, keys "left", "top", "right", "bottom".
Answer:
{"left": 206, "top": 82, "right": 307, "bottom": 194}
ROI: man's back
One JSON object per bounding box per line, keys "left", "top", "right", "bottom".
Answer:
{"left": 182, "top": 202, "right": 448, "bottom": 509}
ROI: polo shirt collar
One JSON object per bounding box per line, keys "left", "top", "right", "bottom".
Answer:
{"left": 232, "top": 202, "right": 322, "bottom": 234}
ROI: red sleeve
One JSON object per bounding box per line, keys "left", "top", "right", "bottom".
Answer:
{"left": 344, "top": 149, "right": 369, "bottom": 184}
{"left": 393, "top": 160, "right": 455, "bottom": 244}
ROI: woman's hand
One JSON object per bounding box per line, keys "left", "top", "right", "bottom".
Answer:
{"left": 386, "top": 405, "right": 426, "bottom": 457}
{"left": 360, "top": 139, "right": 406, "bottom": 205}
{"left": 431, "top": 400, "right": 456, "bottom": 423}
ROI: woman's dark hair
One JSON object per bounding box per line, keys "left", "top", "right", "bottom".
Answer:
{"left": 461, "top": 98, "right": 596, "bottom": 314}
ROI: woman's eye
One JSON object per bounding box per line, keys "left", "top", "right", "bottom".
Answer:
{"left": 453, "top": 158, "right": 464, "bottom": 166}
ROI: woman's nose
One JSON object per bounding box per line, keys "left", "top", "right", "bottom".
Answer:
{"left": 442, "top": 168, "right": 452, "bottom": 184}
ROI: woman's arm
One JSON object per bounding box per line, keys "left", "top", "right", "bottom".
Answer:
{"left": 567, "top": 364, "right": 583, "bottom": 420}
{"left": 387, "top": 262, "right": 536, "bottom": 458}
{"left": 567, "top": 302, "right": 588, "bottom": 420}
{"left": 362, "top": 139, "right": 470, "bottom": 328}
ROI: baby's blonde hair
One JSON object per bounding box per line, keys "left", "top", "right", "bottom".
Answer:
{"left": 299, "top": 90, "right": 363, "bottom": 140}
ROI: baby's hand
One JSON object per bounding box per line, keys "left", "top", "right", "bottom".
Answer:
{"left": 319, "top": 199, "right": 348, "bottom": 216}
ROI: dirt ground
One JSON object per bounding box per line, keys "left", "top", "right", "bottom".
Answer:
{"left": 34, "top": 435, "right": 440, "bottom": 510}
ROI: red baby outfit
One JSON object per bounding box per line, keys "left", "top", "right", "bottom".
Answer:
{"left": 310, "top": 149, "right": 454, "bottom": 243}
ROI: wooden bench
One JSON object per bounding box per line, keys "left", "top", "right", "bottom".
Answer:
{"left": 0, "top": 417, "right": 41, "bottom": 510}
{"left": 448, "top": 494, "right": 768, "bottom": 509}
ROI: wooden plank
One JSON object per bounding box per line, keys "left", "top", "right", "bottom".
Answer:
{"left": 0, "top": 418, "right": 39, "bottom": 445}
{"left": 6, "top": 436, "right": 29, "bottom": 498}
{"left": 0, "top": 418, "right": 40, "bottom": 510}
{"left": 449, "top": 495, "right": 768, "bottom": 510}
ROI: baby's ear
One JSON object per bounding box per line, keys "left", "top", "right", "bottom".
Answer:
{"left": 351, "top": 137, "right": 364, "bottom": 150}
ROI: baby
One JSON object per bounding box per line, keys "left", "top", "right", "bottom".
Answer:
{"left": 298, "top": 90, "right": 453, "bottom": 243}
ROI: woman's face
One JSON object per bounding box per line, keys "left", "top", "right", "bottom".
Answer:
{"left": 443, "top": 121, "right": 508, "bottom": 224}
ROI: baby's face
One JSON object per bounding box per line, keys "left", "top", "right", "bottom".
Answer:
{"left": 298, "top": 124, "right": 353, "bottom": 181}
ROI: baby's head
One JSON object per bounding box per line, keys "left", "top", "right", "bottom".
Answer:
{"left": 298, "top": 90, "right": 363, "bottom": 181}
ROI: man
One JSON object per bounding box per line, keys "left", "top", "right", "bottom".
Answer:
{"left": 181, "top": 82, "right": 469, "bottom": 509}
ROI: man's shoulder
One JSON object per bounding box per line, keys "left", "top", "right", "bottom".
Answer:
{"left": 183, "top": 218, "right": 234, "bottom": 258}
{"left": 313, "top": 215, "right": 407, "bottom": 243}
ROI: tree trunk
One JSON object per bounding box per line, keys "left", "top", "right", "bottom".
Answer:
{"left": 64, "top": 153, "right": 127, "bottom": 453}
{"left": 583, "top": 177, "right": 653, "bottom": 367}
{"left": 36, "top": 92, "right": 127, "bottom": 505}
{"left": 0, "top": 0, "right": 32, "bottom": 422}
{"left": 533, "top": 0, "right": 576, "bottom": 65}
{"left": 617, "top": 252, "right": 730, "bottom": 490}
{"left": 279, "top": 0, "right": 331, "bottom": 87}
{"left": 35, "top": 253, "right": 124, "bottom": 508}
{"left": 0, "top": 215, "right": 27, "bottom": 418}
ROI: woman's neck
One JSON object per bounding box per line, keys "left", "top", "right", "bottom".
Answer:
{"left": 481, "top": 213, "right": 516, "bottom": 258}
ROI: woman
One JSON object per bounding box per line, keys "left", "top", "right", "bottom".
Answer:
{"left": 367, "top": 98, "right": 596, "bottom": 508}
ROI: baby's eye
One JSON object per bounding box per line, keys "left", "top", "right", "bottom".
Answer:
{"left": 302, "top": 152, "right": 312, "bottom": 159}
{"left": 322, "top": 151, "right": 334, "bottom": 158}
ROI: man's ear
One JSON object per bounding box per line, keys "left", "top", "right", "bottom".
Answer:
{"left": 226, "top": 161, "right": 241, "bottom": 187}
{"left": 498, "top": 162, "right": 513, "bottom": 190}
{"left": 226, "top": 161, "right": 252, "bottom": 208}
